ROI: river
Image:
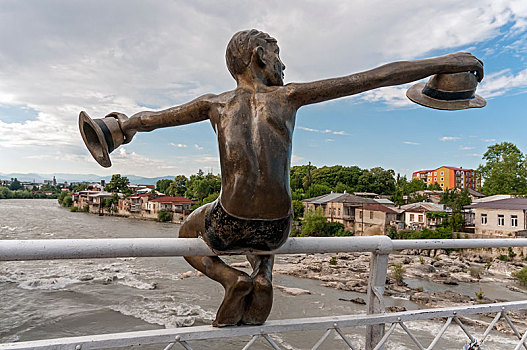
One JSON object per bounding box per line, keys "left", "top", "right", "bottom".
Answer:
{"left": 0, "top": 199, "right": 523, "bottom": 349}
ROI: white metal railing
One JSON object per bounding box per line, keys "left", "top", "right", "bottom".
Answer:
{"left": 2, "top": 237, "right": 527, "bottom": 350}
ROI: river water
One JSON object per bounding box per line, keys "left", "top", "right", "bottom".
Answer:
{"left": 0, "top": 199, "right": 523, "bottom": 349}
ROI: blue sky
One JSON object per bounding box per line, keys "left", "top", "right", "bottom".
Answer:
{"left": 0, "top": 1, "right": 526, "bottom": 178}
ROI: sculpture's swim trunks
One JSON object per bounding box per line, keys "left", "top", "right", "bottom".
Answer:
{"left": 203, "top": 199, "right": 292, "bottom": 252}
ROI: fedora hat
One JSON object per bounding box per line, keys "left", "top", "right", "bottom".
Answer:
{"left": 406, "top": 72, "right": 486, "bottom": 110}
{"left": 79, "top": 111, "right": 125, "bottom": 167}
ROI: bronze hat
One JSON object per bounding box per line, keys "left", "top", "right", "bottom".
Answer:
{"left": 79, "top": 111, "right": 124, "bottom": 167}
{"left": 406, "top": 72, "right": 486, "bottom": 110}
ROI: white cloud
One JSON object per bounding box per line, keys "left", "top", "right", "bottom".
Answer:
{"left": 297, "top": 126, "right": 352, "bottom": 136}
{"left": 194, "top": 144, "right": 204, "bottom": 150}
{"left": 170, "top": 143, "right": 188, "bottom": 148}
{"left": 468, "top": 153, "right": 483, "bottom": 157}
{"left": 361, "top": 85, "right": 415, "bottom": 108}
{"left": 325, "top": 139, "right": 335, "bottom": 142}
{"left": 460, "top": 146, "right": 475, "bottom": 150}
{"left": 291, "top": 154, "right": 305, "bottom": 164}
{"left": 483, "top": 138, "right": 497, "bottom": 142}
{"left": 403, "top": 141, "right": 420, "bottom": 145}
{"left": 440, "top": 136, "right": 460, "bottom": 142}
{"left": 478, "top": 68, "right": 527, "bottom": 98}
{"left": 0, "top": 1, "right": 526, "bottom": 174}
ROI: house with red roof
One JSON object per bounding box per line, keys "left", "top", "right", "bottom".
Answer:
{"left": 145, "top": 196, "right": 195, "bottom": 219}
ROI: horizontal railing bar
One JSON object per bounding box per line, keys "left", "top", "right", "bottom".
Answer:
{"left": 3, "top": 300, "right": 527, "bottom": 350}
{"left": 2, "top": 237, "right": 527, "bottom": 261}
{"left": 0, "top": 237, "right": 394, "bottom": 261}
{"left": 392, "top": 238, "right": 527, "bottom": 250}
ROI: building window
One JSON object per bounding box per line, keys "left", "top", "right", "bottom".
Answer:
{"left": 498, "top": 214, "right": 504, "bottom": 226}
{"left": 481, "top": 214, "right": 487, "bottom": 224}
{"left": 440, "top": 171, "right": 444, "bottom": 175}
{"left": 512, "top": 215, "right": 518, "bottom": 227}
{"left": 410, "top": 214, "right": 415, "bottom": 221}
{"left": 440, "top": 177, "right": 444, "bottom": 181}
{"left": 434, "top": 172, "right": 437, "bottom": 176}
{"left": 359, "top": 210, "right": 363, "bottom": 219}
{"left": 434, "top": 177, "right": 437, "bottom": 182}
{"left": 418, "top": 215, "right": 423, "bottom": 223}
{"left": 370, "top": 211, "right": 373, "bottom": 219}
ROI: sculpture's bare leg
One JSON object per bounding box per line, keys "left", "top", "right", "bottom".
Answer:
{"left": 179, "top": 204, "right": 253, "bottom": 327}
{"left": 241, "top": 254, "right": 274, "bottom": 325}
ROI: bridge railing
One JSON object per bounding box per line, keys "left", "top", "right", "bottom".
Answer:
{"left": 1, "top": 237, "right": 527, "bottom": 350}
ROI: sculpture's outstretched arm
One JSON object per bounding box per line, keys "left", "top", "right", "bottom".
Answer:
{"left": 112, "top": 93, "right": 216, "bottom": 142}
{"left": 286, "top": 52, "right": 483, "bottom": 108}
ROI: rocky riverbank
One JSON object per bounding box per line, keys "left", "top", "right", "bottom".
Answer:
{"left": 271, "top": 250, "right": 527, "bottom": 333}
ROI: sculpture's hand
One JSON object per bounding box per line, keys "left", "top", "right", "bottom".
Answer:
{"left": 440, "top": 52, "right": 484, "bottom": 82}
{"left": 105, "top": 112, "right": 136, "bottom": 144}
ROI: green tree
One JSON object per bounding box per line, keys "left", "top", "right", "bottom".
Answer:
{"left": 61, "top": 193, "right": 73, "bottom": 207}
{"left": 156, "top": 179, "right": 173, "bottom": 194}
{"left": 440, "top": 189, "right": 471, "bottom": 230}
{"left": 0, "top": 187, "right": 12, "bottom": 199}
{"left": 105, "top": 174, "right": 132, "bottom": 196}
{"left": 292, "top": 200, "right": 305, "bottom": 219}
{"left": 167, "top": 175, "right": 189, "bottom": 197}
{"left": 306, "top": 183, "right": 332, "bottom": 198}
{"left": 478, "top": 142, "right": 527, "bottom": 195}
{"left": 427, "top": 182, "right": 442, "bottom": 191}
{"left": 356, "top": 167, "right": 396, "bottom": 194}
{"left": 290, "top": 163, "right": 317, "bottom": 192}
{"left": 301, "top": 208, "right": 327, "bottom": 236}
{"left": 9, "top": 178, "right": 22, "bottom": 191}
{"left": 186, "top": 172, "right": 221, "bottom": 202}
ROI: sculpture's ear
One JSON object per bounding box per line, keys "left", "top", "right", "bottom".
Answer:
{"left": 252, "top": 46, "right": 266, "bottom": 67}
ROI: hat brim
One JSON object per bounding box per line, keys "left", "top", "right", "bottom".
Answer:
{"left": 78, "top": 111, "right": 112, "bottom": 167}
{"left": 406, "top": 82, "right": 486, "bottom": 111}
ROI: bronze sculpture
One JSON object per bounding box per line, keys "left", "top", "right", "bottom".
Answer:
{"left": 79, "top": 29, "right": 484, "bottom": 327}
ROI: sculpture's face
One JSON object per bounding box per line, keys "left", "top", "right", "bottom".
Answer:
{"left": 262, "top": 41, "right": 285, "bottom": 86}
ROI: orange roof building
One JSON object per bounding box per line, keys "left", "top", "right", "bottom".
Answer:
{"left": 412, "top": 166, "right": 480, "bottom": 191}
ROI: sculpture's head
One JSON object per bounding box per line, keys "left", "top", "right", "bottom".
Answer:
{"left": 226, "top": 29, "right": 285, "bottom": 86}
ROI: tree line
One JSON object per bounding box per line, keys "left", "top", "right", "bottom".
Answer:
{"left": 150, "top": 141, "right": 527, "bottom": 208}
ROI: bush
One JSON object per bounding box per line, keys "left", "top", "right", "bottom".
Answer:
{"left": 392, "top": 263, "right": 405, "bottom": 285}
{"left": 513, "top": 266, "right": 527, "bottom": 286}
{"left": 157, "top": 210, "right": 172, "bottom": 222}
{"left": 325, "top": 221, "right": 345, "bottom": 236}
{"left": 61, "top": 194, "right": 73, "bottom": 207}
{"left": 396, "top": 227, "right": 452, "bottom": 240}
{"left": 335, "top": 229, "right": 354, "bottom": 237}
{"left": 509, "top": 247, "right": 517, "bottom": 259}
{"left": 70, "top": 206, "right": 78, "bottom": 212}
{"left": 329, "top": 257, "right": 337, "bottom": 265}
{"left": 475, "top": 288, "right": 485, "bottom": 300}
{"left": 82, "top": 205, "right": 89, "bottom": 212}
{"left": 498, "top": 254, "right": 509, "bottom": 261}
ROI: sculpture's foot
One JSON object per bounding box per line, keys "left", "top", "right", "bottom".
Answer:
{"left": 241, "top": 274, "right": 273, "bottom": 325}
{"left": 212, "top": 274, "right": 253, "bottom": 327}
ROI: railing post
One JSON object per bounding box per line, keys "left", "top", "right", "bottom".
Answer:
{"left": 365, "top": 249, "right": 389, "bottom": 350}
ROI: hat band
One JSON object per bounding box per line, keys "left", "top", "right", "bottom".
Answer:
{"left": 422, "top": 86, "right": 475, "bottom": 101}
{"left": 94, "top": 119, "right": 115, "bottom": 153}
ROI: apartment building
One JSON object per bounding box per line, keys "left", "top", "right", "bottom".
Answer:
{"left": 412, "top": 166, "right": 480, "bottom": 190}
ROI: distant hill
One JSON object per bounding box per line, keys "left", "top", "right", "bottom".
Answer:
{"left": 0, "top": 172, "right": 176, "bottom": 186}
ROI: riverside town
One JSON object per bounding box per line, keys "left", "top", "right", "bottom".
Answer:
{"left": 2, "top": 5, "right": 527, "bottom": 349}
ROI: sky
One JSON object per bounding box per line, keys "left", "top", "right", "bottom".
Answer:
{"left": 0, "top": 0, "right": 526, "bottom": 179}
